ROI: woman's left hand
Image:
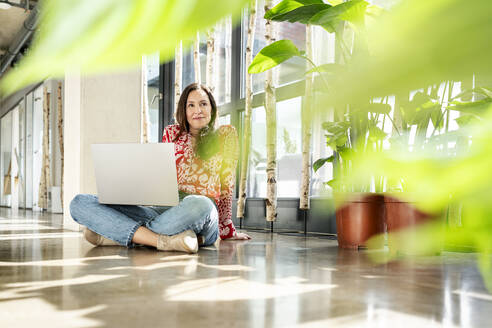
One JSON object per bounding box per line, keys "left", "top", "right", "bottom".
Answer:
{"left": 231, "top": 231, "right": 251, "bottom": 240}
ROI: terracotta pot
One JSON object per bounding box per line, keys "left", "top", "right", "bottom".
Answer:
{"left": 384, "top": 195, "right": 432, "bottom": 232}
{"left": 335, "top": 194, "right": 385, "bottom": 250}
{"left": 384, "top": 195, "right": 436, "bottom": 255}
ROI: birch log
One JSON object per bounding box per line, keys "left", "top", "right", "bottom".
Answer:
{"left": 141, "top": 56, "right": 149, "bottom": 143}
{"left": 175, "top": 41, "right": 183, "bottom": 112}
{"left": 194, "top": 31, "right": 201, "bottom": 84}
{"left": 38, "top": 87, "right": 50, "bottom": 210}
{"left": 300, "top": 25, "right": 313, "bottom": 210}
{"left": 265, "top": 0, "right": 277, "bottom": 222}
{"left": 57, "top": 82, "right": 64, "bottom": 208}
{"left": 237, "top": 0, "right": 258, "bottom": 219}
{"left": 206, "top": 27, "right": 215, "bottom": 93}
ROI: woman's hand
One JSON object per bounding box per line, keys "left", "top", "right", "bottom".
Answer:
{"left": 230, "top": 231, "right": 251, "bottom": 240}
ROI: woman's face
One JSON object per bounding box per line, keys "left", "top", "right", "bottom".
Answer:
{"left": 186, "top": 89, "right": 212, "bottom": 135}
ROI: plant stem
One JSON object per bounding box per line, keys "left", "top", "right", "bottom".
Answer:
{"left": 385, "top": 113, "right": 401, "bottom": 136}
{"left": 302, "top": 56, "right": 330, "bottom": 91}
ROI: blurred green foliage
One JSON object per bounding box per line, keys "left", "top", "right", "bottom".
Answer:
{"left": 251, "top": 0, "right": 492, "bottom": 289}
{"left": 0, "top": 0, "right": 249, "bottom": 95}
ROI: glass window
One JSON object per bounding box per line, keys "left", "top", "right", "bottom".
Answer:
{"left": 143, "top": 52, "right": 160, "bottom": 142}
{"left": 276, "top": 97, "right": 302, "bottom": 197}
{"left": 1, "top": 111, "right": 13, "bottom": 207}
{"left": 247, "top": 97, "right": 303, "bottom": 198}
{"left": 214, "top": 17, "right": 232, "bottom": 105}
{"left": 18, "top": 99, "right": 26, "bottom": 208}
{"left": 180, "top": 17, "right": 232, "bottom": 105}
{"left": 26, "top": 92, "right": 34, "bottom": 208}
{"left": 32, "top": 86, "right": 44, "bottom": 210}
{"left": 218, "top": 114, "right": 231, "bottom": 126}
{"left": 247, "top": 105, "right": 266, "bottom": 197}
{"left": 244, "top": 0, "right": 307, "bottom": 95}
{"left": 311, "top": 100, "right": 334, "bottom": 197}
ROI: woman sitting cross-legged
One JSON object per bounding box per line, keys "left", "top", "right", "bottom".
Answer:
{"left": 70, "top": 83, "right": 251, "bottom": 254}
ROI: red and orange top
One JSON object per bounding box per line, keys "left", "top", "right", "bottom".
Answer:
{"left": 162, "top": 124, "right": 239, "bottom": 239}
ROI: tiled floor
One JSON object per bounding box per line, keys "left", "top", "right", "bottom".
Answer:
{"left": 0, "top": 208, "right": 491, "bottom": 327}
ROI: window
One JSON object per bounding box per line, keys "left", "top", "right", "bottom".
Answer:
{"left": 247, "top": 97, "right": 303, "bottom": 198}
{"left": 179, "top": 17, "right": 232, "bottom": 105}
{"left": 218, "top": 114, "right": 231, "bottom": 126}
{"left": 143, "top": 52, "right": 160, "bottom": 142}
{"left": 243, "top": 0, "right": 307, "bottom": 95}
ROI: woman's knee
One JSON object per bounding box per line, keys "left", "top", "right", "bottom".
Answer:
{"left": 69, "top": 194, "right": 97, "bottom": 223}
{"left": 183, "top": 195, "right": 217, "bottom": 221}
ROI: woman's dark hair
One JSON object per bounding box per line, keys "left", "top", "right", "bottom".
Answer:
{"left": 174, "top": 83, "right": 219, "bottom": 160}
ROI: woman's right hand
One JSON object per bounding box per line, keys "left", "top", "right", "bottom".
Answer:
{"left": 229, "top": 231, "right": 251, "bottom": 240}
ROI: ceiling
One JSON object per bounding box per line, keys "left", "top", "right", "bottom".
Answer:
{"left": 0, "top": 1, "right": 38, "bottom": 56}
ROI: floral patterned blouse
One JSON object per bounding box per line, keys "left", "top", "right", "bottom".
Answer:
{"left": 162, "top": 124, "right": 239, "bottom": 239}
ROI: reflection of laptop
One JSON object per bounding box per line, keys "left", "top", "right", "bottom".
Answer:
{"left": 91, "top": 143, "right": 179, "bottom": 206}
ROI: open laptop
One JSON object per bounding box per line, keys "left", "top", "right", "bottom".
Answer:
{"left": 91, "top": 143, "right": 179, "bottom": 206}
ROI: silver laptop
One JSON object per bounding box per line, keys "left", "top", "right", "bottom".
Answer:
{"left": 91, "top": 143, "right": 179, "bottom": 206}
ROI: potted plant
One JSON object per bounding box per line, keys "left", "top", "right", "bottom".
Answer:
{"left": 248, "top": 0, "right": 388, "bottom": 248}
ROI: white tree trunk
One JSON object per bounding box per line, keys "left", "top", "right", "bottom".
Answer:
{"left": 237, "top": 0, "right": 258, "bottom": 219}
{"left": 38, "top": 87, "right": 50, "bottom": 210}
{"left": 141, "top": 56, "right": 149, "bottom": 143}
{"left": 175, "top": 41, "right": 183, "bottom": 112}
{"left": 300, "top": 25, "right": 313, "bottom": 210}
{"left": 264, "top": 0, "right": 277, "bottom": 222}
{"left": 57, "top": 82, "right": 64, "bottom": 208}
{"left": 194, "top": 31, "right": 201, "bottom": 84}
{"left": 206, "top": 28, "right": 215, "bottom": 93}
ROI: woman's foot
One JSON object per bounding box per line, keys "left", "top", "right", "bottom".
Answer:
{"left": 83, "top": 227, "right": 120, "bottom": 246}
{"left": 157, "top": 230, "right": 198, "bottom": 254}
{"left": 197, "top": 235, "right": 221, "bottom": 248}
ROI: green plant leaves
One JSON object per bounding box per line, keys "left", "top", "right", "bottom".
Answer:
{"left": 0, "top": 0, "right": 250, "bottom": 95}
{"left": 313, "top": 155, "right": 334, "bottom": 172}
{"left": 368, "top": 126, "right": 386, "bottom": 142}
{"left": 309, "top": 0, "right": 369, "bottom": 32}
{"left": 448, "top": 98, "right": 492, "bottom": 118}
{"left": 265, "top": 0, "right": 329, "bottom": 22}
{"left": 248, "top": 40, "right": 301, "bottom": 74}
{"left": 322, "top": 121, "right": 350, "bottom": 150}
{"left": 363, "top": 103, "right": 391, "bottom": 114}
{"left": 329, "top": 0, "right": 492, "bottom": 103}
{"left": 266, "top": 3, "right": 331, "bottom": 24}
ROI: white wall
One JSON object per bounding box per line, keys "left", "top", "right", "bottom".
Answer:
{"left": 63, "top": 69, "right": 142, "bottom": 231}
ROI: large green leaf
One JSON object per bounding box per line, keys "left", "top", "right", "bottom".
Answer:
{"left": 265, "top": 0, "right": 325, "bottom": 22}
{"left": 266, "top": 4, "right": 332, "bottom": 24}
{"left": 0, "top": 0, "right": 250, "bottom": 95}
{"left": 309, "top": 0, "right": 369, "bottom": 32}
{"left": 248, "top": 40, "right": 301, "bottom": 74}
{"left": 313, "top": 155, "right": 334, "bottom": 172}
{"left": 448, "top": 98, "right": 492, "bottom": 118}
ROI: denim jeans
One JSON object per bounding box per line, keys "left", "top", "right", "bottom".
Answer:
{"left": 69, "top": 194, "right": 219, "bottom": 247}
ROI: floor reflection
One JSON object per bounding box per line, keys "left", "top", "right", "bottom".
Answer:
{"left": 0, "top": 208, "right": 491, "bottom": 327}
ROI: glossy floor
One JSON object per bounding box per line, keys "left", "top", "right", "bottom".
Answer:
{"left": 0, "top": 208, "right": 491, "bottom": 327}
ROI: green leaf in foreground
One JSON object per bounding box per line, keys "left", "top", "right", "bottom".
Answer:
{"left": 248, "top": 40, "right": 301, "bottom": 74}
{"left": 0, "top": 0, "right": 250, "bottom": 95}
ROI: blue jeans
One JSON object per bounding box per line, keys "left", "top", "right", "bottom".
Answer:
{"left": 69, "top": 194, "right": 219, "bottom": 247}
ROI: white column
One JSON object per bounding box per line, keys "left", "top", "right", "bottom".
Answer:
{"left": 63, "top": 69, "right": 142, "bottom": 231}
